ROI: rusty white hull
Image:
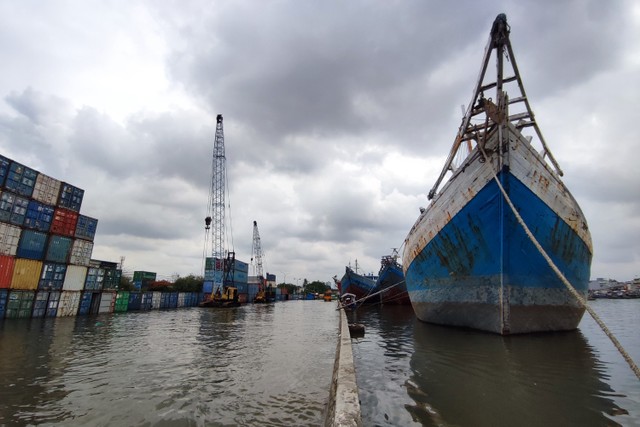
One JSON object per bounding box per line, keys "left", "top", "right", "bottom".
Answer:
{"left": 403, "top": 121, "right": 592, "bottom": 334}
{"left": 403, "top": 14, "right": 593, "bottom": 334}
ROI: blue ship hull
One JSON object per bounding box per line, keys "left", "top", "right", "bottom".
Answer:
{"left": 340, "top": 267, "right": 379, "bottom": 304}
{"left": 377, "top": 261, "right": 410, "bottom": 305}
{"left": 405, "top": 170, "right": 591, "bottom": 334}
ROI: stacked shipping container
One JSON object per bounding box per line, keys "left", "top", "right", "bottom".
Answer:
{"left": 0, "top": 155, "right": 285, "bottom": 319}
{"left": 202, "top": 256, "right": 250, "bottom": 301}
{"left": 0, "top": 154, "right": 101, "bottom": 319}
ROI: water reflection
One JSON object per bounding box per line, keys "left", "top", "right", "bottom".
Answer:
{"left": 351, "top": 304, "right": 635, "bottom": 427}
{"left": 406, "top": 323, "right": 625, "bottom": 426}
{"left": 0, "top": 318, "right": 75, "bottom": 425}
{"left": 0, "top": 302, "right": 338, "bottom": 426}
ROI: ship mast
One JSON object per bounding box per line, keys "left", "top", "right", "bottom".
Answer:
{"left": 427, "top": 13, "right": 562, "bottom": 201}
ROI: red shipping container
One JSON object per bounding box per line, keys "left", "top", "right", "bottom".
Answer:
{"left": 50, "top": 207, "right": 79, "bottom": 237}
{"left": 0, "top": 255, "right": 15, "bottom": 288}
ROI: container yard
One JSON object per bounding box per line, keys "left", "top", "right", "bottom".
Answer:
{"left": 0, "top": 153, "right": 207, "bottom": 320}
{"left": 0, "top": 153, "right": 295, "bottom": 320}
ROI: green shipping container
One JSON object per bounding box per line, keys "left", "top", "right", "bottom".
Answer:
{"left": 103, "top": 268, "right": 122, "bottom": 289}
{"left": 114, "top": 291, "right": 130, "bottom": 312}
{"left": 6, "top": 290, "right": 35, "bottom": 318}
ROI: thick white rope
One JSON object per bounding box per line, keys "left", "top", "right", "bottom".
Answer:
{"left": 480, "top": 144, "right": 640, "bottom": 380}
{"left": 336, "top": 280, "right": 407, "bottom": 311}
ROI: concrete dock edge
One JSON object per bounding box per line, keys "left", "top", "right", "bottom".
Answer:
{"left": 324, "top": 306, "right": 362, "bottom": 427}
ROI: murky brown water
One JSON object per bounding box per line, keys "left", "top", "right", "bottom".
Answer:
{"left": 0, "top": 300, "right": 339, "bottom": 426}
{"left": 351, "top": 299, "right": 640, "bottom": 426}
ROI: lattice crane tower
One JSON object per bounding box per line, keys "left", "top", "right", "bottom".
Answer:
{"left": 251, "top": 220, "right": 264, "bottom": 281}
{"left": 205, "top": 114, "right": 227, "bottom": 288}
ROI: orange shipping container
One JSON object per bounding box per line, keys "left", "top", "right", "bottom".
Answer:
{"left": 11, "top": 259, "right": 43, "bottom": 290}
{"left": 0, "top": 255, "right": 15, "bottom": 288}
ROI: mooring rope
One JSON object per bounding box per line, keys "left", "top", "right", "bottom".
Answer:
{"left": 479, "top": 144, "right": 640, "bottom": 380}
{"left": 335, "top": 280, "right": 407, "bottom": 311}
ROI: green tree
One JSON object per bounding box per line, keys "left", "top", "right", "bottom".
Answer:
{"left": 305, "top": 280, "right": 330, "bottom": 294}
{"left": 119, "top": 275, "right": 135, "bottom": 291}
{"left": 277, "top": 283, "right": 297, "bottom": 295}
{"left": 174, "top": 275, "right": 204, "bottom": 292}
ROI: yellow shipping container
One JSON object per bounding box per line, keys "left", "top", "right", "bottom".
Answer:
{"left": 11, "top": 259, "right": 43, "bottom": 290}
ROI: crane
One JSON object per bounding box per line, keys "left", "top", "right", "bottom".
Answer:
{"left": 199, "top": 114, "right": 239, "bottom": 307}
{"left": 251, "top": 220, "right": 264, "bottom": 282}
{"left": 251, "top": 220, "right": 274, "bottom": 303}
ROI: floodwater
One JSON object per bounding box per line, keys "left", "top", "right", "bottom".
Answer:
{"left": 0, "top": 300, "right": 339, "bottom": 426}
{"left": 350, "top": 299, "right": 640, "bottom": 426}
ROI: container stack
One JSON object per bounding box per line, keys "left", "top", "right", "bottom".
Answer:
{"left": 0, "top": 154, "right": 270, "bottom": 320}
{"left": 0, "top": 154, "right": 99, "bottom": 319}
{"left": 202, "top": 257, "right": 249, "bottom": 301}
{"left": 133, "top": 270, "right": 156, "bottom": 290}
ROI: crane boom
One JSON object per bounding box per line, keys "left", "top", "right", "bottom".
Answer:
{"left": 251, "top": 220, "right": 264, "bottom": 281}
{"left": 199, "top": 114, "right": 240, "bottom": 308}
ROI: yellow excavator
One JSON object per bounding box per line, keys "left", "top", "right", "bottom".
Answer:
{"left": 199, "top": 285, "right": 240, "bottom": 308}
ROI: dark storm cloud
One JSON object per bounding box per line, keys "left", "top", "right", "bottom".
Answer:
{"left": 0, "top": 0, "right": 637, "bottom": 280}
{"left": 162, "top": 0, "right": 636, "bottom": 176}
{"left": 163, "top": 2, "right": 491, "bottom": 157}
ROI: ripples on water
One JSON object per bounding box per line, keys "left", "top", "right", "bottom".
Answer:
{"left": 0, "top": 301, "right": 338, "bottom": 426}
{"left": 350, "top": 300, "right": 640, "bottom": 427}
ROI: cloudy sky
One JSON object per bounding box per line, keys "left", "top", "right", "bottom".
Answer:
{"left": 1, "top": 1, "right": 638, "bottom": 284}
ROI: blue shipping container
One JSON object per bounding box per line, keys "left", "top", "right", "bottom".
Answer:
{"left": 202, "top": 281, "right": 214, "bottom": 294}
{"left": 32, "top": 291, "right": 61, "bottom": 317}
{"left": 141, "top": 292, "right": 153, "bottom": 310}
{"left": 58, "top": 183, "right": 84, "bottom": 212}
{"left": 84, "top": 267, "right": 104, "bottom": 291}
{"left": 75, "top": 215, "right": 98, "bottom": 241}
{"left": 128, "top": 292, "right": 142, "bottom": 310}
{"left": 235, "top": 260, "right": 249, "bottom": 273}
{"left": 46, "top": 235, "right": 72, "bottom": 263}
{"left": 169, "top": 292, "right": 178, "bottom": 308}
{"left": 78, "top": 291, "right": 92, "bottom": 315}
{"left": 0, "top": 191, "right": 29, "bottom": 226}
{"left": 4, "top": 161, "right": 37, "bottom": 197}
{"left": 233, "top": 271, "right": 248, "bottom": 284}
{"left": 77, "top": 291, "right": 101, "bottom": 315}
{"left": 160, "top": 292, "right": 171, "bottom": 309}
{"left": 0, "top": 288, "right": 8, "bottom": 318}
{"left": 0, "top": 155, "right": 10, "bottom": 187}
{"left": 17, "top": 230, "right": 47, "bottom": 260}
{"left": 39, "top": 262, "right": 67, "bottom": 290}
{"left": 24, "top": 200, "right": 55, "bottom": 232}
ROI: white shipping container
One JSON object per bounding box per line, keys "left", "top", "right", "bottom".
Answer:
{"left": 69, "top": 239, "right": 93, "bottom": 266}
{"left": 151, "top": 291, "right": 161, "bottom": 309}
{"left": 99, "top": 291, "right": 115, "bottom": 313}
{"left": 57, "top": 291, "right": 81, "bottom": 316}
{"left": 0, "top": 222, "right": 21, "bottom": 256}
{"left": 63, "top": 265, "right": 87, "bottom": 291}
{"left": 32, "top": 173, "right": 62, "bottom": 206}
{"left": 177, "top": 292, "right": 186, "bottom": 307}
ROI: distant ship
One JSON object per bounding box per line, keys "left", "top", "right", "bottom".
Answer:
{"left": 377, "top": 251, "right": 410, "bottom": 305}
{"left": 338, "top": 262, "right": 379, "bottom": 304}
{"left": 403, "top": 14, "right": 592, "bottom": 335}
